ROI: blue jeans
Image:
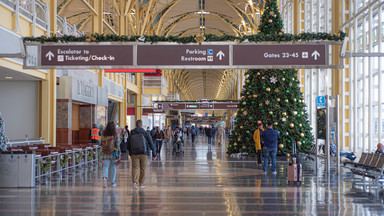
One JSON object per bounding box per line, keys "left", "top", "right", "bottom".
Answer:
{"left": 103, "top": 159, "right": 117, "bottom": 182}
{"left": 264, "top": 148, "right": 277, "bottom": 172}
{"left": 208, "top": 136, "right": 212, "bottom": 144}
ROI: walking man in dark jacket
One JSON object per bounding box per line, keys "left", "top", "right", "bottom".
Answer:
{"left": 127, "top": 120, "right": 157, "bottom": 189}
{"left": 262, "top": 121, "right": 280, "bottom": 174}
{"left": 191, "top": 126, "right": 197, "bottom": 144}
{"left": 206, "top": 126, "right": 213, "bottom": 144}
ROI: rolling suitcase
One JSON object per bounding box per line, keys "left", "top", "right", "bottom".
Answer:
{"left": 288, "top": 141, "right": 302, "bottom": 185}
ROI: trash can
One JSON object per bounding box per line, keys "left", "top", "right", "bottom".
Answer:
{"left": 0, "top": 152, "right": 35, "bottom": 187}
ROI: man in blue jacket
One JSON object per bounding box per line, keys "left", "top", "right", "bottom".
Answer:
{"left": 262, "top": 121, "right": 280, "bottom": 174}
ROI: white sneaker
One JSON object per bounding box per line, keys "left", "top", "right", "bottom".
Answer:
{"left": 139, "top": 185, "right": 146, "bottom": 189}
{"left": 272, "top": 171, "right": 277, "bottom": 175}
{"left": 133, "top": 182, "right": 138, "bottom": 190}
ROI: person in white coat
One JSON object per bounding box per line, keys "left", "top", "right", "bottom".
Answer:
{"left": 217, "top": 125, "right": 226, "bottom": 146}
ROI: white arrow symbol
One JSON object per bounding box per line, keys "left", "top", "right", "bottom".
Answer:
{"left": 46, "top": 51, "right": 54, "bottom": 61}
{"left": 216, "top": 51, "right": 225, "bottom": 60}
{"left": 311, "top": 50, "right": 320, "bottom": 60}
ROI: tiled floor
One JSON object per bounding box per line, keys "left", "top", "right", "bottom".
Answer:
{"left": 1, "top": 135, "right": 384, "bottom": 215}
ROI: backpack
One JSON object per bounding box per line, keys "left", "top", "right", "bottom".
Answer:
{"left": 151, "top": 129, "right": 156, "bottom": 137}
{"left": 130, "top": 133, "right": 147, "bottom": 155}
{"left": 101, "top": 136, "right": 115, "bottom": 154}
{"left": 191, "top": 128, "right": 196, "bottom": 136}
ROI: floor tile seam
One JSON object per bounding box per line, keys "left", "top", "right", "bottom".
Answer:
{"left": 0, "top": 193, "right": 340, "bottom": 199}
{"left": 30, "top": 188, "right": 345, "bottom": 193}
{"left": 0, "top": 209, "right": 341, "bottom": 214}
{"left": 2, "top": 201, "right": 371, "bottom": 206}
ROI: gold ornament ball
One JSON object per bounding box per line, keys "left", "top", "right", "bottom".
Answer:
{"left": 293, "top": 111, "right": 298, "bottom": 116}
{"left": 293, "top": 98, "right": 297, "bottom": 102}
{"left": 279, "top": 144, "right": 284, "bottom": 149}
{"left": 266, "top": 87, "right": 271, "bottom": 92}
{"left": 301, "top": 111, "right": 304, "bottom": 115}
{"left": 242, "top": 146, "right": 246, "bottom": 149}
{"left": 241, "top": 108, "right": 244, "bottom": 111}
{"left": 253, "top": 94, "right": 257, "bottom": 98}
{"left": 274, "top": 122, "right": 278, "bottom": 126}
{"left": 240, "top": 126, "right": 243, "bottom": 129}
{"left": 257, "top": 72, "right": 261, "bottom": 76}
{"left": 277, "top": 98, "right": 281, "bottom": 102}
{"left": 238, "top": 138, "right": 241, "bottom": 141}
{"left": 297, "top": 141, "right": 302, "bottom": 146}
{"left": 292, "top": 77, "right": 295, "bottom": 81}
{"left": 269, "top": 111, "right": 273, "bottom": 115}
{"left": 300, "top": 133, "right": 305, "bottom": 137}
{"left": 299, "top": 123, "right": 303, "bottom": 127}
{"left": 234, "top": 142, "right": 238, "bottom": 146}
{"left": 282, "top": 77, "right": 286, "bottom": 81}
{"left": 289, "top": 123, "right": 295, "bottom": 128}
{"left": 285, "top": 99, "right": 289, "bottom": 103}
{"left": 279, "top": 32, "right": 283, "bottom": 36}
{"left": 268, "top": 19, "right": 273, "bottom": 23}
{"left": 246, "top": 79, "right": 250, "bottom": 83}
{"left": 282, "top": 112, "right": 287, "bottom": 116}
{"left": 286, "top": 153, "right": 290, "bottom": 158}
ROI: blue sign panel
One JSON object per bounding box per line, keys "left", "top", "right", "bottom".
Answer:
{"left": 317, "top": 96, "right": 326, "bottom": 108}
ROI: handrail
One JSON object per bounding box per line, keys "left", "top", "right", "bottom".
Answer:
{"left": 7, "top": 138, "right": 45, "bottom": 147}
{"left": 35, "top": 145, "right": 101, "bottom": 179}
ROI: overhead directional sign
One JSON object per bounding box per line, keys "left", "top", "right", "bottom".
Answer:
{"left": 142, "top": 108, "right": 165, "bottom": 114}
{"left": 24, "top": 42, "right": 342, "bottom": 69}
{"left": 214, "top": 103, "right": 238, "bottom": 110}
{"left": 40, "top": 45, "right": 133, "bottom": 66}
{"left": 156, "top": 103, "right": 186, "bottom": 110}
{"left": 166, "top": 115, "right": 179, "bottom": 119}
{"left": 155, "top": 102, "right": 238, "bottom": 110}
{"left": 137, "top": 45, "right": 229, "bottom": 66}
{"left": 233, "top": 44, "right": 326, "bottom": 66}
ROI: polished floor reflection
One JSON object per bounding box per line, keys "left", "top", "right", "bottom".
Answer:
{"left": 1, "top": 135, "right": 384, "bottom": 215}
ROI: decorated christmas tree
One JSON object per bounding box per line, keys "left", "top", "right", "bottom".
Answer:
{"left": 227, "top": 0, "right": 314, "bottom": 156}
{"left": 0, "top": 112, "right": 9, "bottom": 152}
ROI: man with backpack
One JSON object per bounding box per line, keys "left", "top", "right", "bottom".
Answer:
{"left": 206, "top": 126, "right": 213, "bottom": 144}
{"left": 191, "top": 126, "right": 197, "bottom": 144}
{"left": 127, "top": 120, "right": 157, "bottom": 189}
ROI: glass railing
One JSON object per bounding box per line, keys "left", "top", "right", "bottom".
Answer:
{"left": 57, "top": 15, "right": 84, "bottom": 36}
{"left": 1, "top": 0, "right": 83, "bottom": 36}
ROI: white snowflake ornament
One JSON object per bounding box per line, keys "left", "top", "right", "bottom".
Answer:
{"left": 270, "top": 76, "right": 278, "bottom": 84}
{"left": 282, "top": 117, "right": 287, "bottom": 122}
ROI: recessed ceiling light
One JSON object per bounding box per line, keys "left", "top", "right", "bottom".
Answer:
{"left": 5, "top": 77, "right": 13, "bottom": 79}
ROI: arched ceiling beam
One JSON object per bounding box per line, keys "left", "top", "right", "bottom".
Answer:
{"left": 57, "top": 0, "right": 72, "bottom": 15}
{"left": 160, "top": 11, "right": 242, "bottom": 36}
{"left": 153, "top": 0, "right": 182, "bottom": 34}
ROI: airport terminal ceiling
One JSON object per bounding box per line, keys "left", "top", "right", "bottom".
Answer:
{"left": 58, "top": 0, "right": 265, "bottom": 100}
